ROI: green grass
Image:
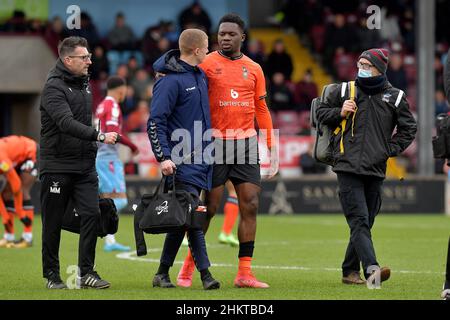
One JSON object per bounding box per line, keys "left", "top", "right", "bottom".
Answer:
{"left": 0, "top": 214, "right": 449, "bottom": 300}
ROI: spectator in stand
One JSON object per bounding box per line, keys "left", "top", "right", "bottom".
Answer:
{"left": 436, "top": 54, "right": 445, "bottom": 91}
{"left": 2, "top": 10, "right": 29, "bottom": 33}
{"left": 108, "top": 12, "right": 136, "bottom": 51}
{"left": 436, "top": 90, "right": 449, "bottom": 117}
{"left": 144, "top": 37, "right": 171, "bottom": 72}
{"left": 115, "top": 63, "right": 130, "bottom": 83}
{"left": 122, "top": 86, "right": 138, "bottom": 117}
{"left": 266, "top": 39, "right": 294, "bottom": 81}
{"left": 142, "top": 21, "right": 179, "bottom": 71}
{"left": 125, "top": 100, "right": 150, "bottom": 133}
{"left": 127, "top": 56, "right": 140, "bottom": 82}
{"left": 90, "top": 45, "right": 110, "bottom": 81}
{"left": 323, "top": 14, "right": 353, "bottom": 73}
{"left": 44, "top": 16, "right": 68, "bottom": 57}
{"left": 269, "top": 72, "right": 295, "bottom": 111}
{"left": 379, "top": 7, "right": 402, "bottom": 43}
{"left": 356, "top": 17, "right": 381, "bottom": 53}
{"left": 178, "top": 1, "right": 212, "bottom": 35}
{"left": 66, "top": 12, "right": 100, "bottom": 49}
{"left": 300, "top": 143, "right": 327, "bottom": 174}
{"left": 294, "top": 69, "right": 318, "bottom": 111}
{"left": 246, "top": 39, "right": 265, "bottom": 69}
{"left": 386, "top": 53, "right": 408, "bottom": 93}
{"left": 131, "top": 69, "right": 153, "bottom": 101}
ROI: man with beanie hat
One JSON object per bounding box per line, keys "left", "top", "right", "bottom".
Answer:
{"left": 316, "top": 48, "right": 417, "bottom": 288}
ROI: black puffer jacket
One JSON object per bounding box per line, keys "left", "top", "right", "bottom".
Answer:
{"left": 39, "top": 59, "right": 99, "bottom": 175}
{"left": 316, "top": 81, "right": 417, "bottom": 178}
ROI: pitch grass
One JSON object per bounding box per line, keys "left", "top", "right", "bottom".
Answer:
{"left": 0, "top": 214, "right": 449, "bottom": 300}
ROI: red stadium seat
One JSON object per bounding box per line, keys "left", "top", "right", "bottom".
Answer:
{"left": 276, "top": 111, "right": 301, "bottom": 135}
{"left": 310, "top": 24, "right": 325, "bottom": 53}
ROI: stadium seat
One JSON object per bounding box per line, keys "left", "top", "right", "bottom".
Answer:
{"left": 310, "top": 24, "right": 325, "bottom": 53}
{"left": 403, "top": 55, "right": 416, "bottom": 85}
{"left": 334, "top": 52, "right": 357, "bottom": 81}
{"left": 276, "top": 111, "right": 301, "bottom": 135}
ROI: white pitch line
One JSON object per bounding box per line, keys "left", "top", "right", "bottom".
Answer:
{"left": 116, "top": 251, "right": 444, "bottom": 275}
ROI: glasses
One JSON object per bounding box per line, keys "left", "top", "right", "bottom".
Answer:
{"left": 68, "top": 53, "right": 92, "bottom": 62}
{"left": 357, "top": 62, "right": 374, "bottom": 70}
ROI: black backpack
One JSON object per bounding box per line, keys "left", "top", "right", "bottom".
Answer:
{"left": 62, "top": 198, "right": 119, "bottom": 238}
{"left": 310, "top": 81, "right": 356, "bottom": 166}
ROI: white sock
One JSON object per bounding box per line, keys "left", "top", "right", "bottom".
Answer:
{"left": 4, "top": 233, "right": 15, "bottom": 241}
{"left": 105, "top": 234, "right": 116, "bottom": 245}
{"left": 22, "top": 232, "right": 32, "bottom": 243}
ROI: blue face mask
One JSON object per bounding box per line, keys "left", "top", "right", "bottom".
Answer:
{"left": 358, "top": 69, "right": 373, "bottom": 78}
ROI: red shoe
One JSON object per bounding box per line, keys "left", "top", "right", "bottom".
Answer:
{"left": 177, "top": 260, "right": 195, "bottom": 287}
{"left": 234, "top": 272, "right": 270, "bottom": 289}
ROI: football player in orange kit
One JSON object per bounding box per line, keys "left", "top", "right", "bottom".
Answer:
{"left": 177, "top": 13, "right": 278, "bottom": 288}
{"left": 218, "top": 181, "right": 239, "bottom": 247}
{"left": 0, "top": 135, "right": 38, "bottom": 248}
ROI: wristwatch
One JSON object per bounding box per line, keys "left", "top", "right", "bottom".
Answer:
{"left": 98, "top": 133, "right": 106, "bottom": 143}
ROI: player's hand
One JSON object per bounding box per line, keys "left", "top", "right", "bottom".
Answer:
{"left": 104, "top": 132, "right": 118, "bottom": 145}
{"left": 161, "top": 159, "right": 176, "bottom": 176}
{"left": 262, "top": 145, "right": 279, "bottom": 180}
{"left": 341, "top": 100, "right": 357, "bottom": 118}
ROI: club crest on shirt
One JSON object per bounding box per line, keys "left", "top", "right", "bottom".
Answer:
{"left": 242, "top": 66, "right": 248, "bottom": 79}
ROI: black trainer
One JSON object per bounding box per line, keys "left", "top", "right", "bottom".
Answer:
{"left": 153, "top": 273, "right": 176, "bottom": 288}
{"left": 46, "top": 273, "right": 67, "bottom": 289}
{"left": 202, "top": 275, "right": 220, "bottom": 290}
{"left": 77, "top": 271, "right": 110, "bottom": 289}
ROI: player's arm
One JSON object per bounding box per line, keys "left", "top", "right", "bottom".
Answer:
{"left": 42, "top": 84, "right": 99, "bottom": 141}
{"left": 389, "top": 93, "right": 417, "bottom": 157}
{"left": 316, "top": 84, "right": 345, "bottom": 127}
{"left": 254, "top": 65, "right": 274, "bottom": 149}
{"left": 102, "top": 101, "right": 139, "bottom": 153}
{"left": 147, "top": 76, "right": 178, "bottom": 174}
{"left": 1, "top": 162, "right": 24, "bottom": 219}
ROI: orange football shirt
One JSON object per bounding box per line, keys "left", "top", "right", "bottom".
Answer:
{"left": 199, "top": 51, "right": 273, "bottom": 146}
{"left": 0, "top": 135, "right": 37, "bottom": 170}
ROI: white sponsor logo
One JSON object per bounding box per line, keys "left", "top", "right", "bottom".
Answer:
{"left": 50, "top": 182, "right": 61, "bottom": 194}
{"left": 231, "top": 89, "right": 239, "bottom": 99}
{"left": 186, "top": 86, "right": 196, "bottom": 91}
{"left": 155, "top": 201, "right": 169, "bottom": 215}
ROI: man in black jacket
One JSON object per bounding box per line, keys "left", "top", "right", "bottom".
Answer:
{"left": 317, "top": 48, "right": 417, "bottom": 287}
{"left": 40, "top": 36, "right": 117, "bottom": 289}
{"left": 442, "top": 50, "right": 450, "bottom": 300}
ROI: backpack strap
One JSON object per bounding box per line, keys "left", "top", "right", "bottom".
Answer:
{"left": 395, "top": 90, "right": 404, "bottom": 108}
{"left": 338, "top": 81, "right": 356, "bottom": 154}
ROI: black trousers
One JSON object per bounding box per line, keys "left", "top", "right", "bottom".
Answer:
{"left": 41, "top": 171, "right": 99, "bottom": 278}
{"left": 337, "top": 172, "right": 383, "bottom": 279}
{"left": 160, "top": 181, "right": 210, "bottom": 271}
{"left": 446, "top": 237, "right": 450, "bottom": 284}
